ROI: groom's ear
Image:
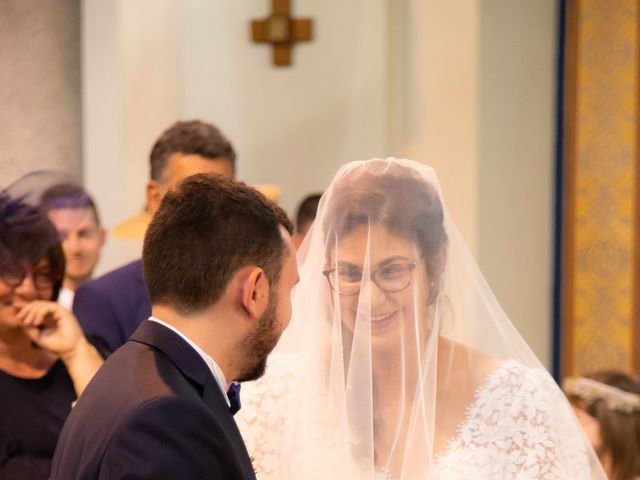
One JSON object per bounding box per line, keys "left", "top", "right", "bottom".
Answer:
{"left": 236, "top": 266, "right": 269, "bottom": 322}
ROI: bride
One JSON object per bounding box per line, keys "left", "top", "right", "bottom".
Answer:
{"left": 235, "top": 158, "right": 606, "bottom": 479}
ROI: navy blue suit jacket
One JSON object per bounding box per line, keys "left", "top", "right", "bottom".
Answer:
{"left": 73, "top": 259, "right": 151, "bottom": 352}
{"left": 50, "top": 320, "right": 256, "bottom": 480}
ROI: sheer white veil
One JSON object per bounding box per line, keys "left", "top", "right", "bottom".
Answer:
{"left": 259, "top": 158, "right": 605, "bottom": 479}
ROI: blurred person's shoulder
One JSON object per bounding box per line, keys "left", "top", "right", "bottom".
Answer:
{"left": 77, "top": 259, "right": 144, "bottom": 295}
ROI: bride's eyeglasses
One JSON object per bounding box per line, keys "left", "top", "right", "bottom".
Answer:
{"left": 322, "top": 257, "right": 422, "bottom": 296}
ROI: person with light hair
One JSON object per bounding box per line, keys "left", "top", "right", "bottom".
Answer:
{"left": 564, "top": 370, "right": 640, "bottom": 480}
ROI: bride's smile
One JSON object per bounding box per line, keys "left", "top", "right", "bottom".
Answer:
{"left": 360, "top": 310, "right": 398, "bottom": 330}
{"left": 325, "top": 224, "right": 430, "bottom": 349}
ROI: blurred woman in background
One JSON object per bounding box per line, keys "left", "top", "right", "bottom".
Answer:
{"left": 0, "top": 190, "right": 104, "bottom": 479}
{"left": 565, "top": 370, "right": 640, "bottom": 480}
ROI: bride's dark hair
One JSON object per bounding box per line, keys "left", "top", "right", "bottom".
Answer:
{"left": 323, "top": 167, "right": 448, "bottom": 299}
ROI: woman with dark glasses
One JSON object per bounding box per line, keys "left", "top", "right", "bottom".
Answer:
{"left": 0, "top": 189, "right": 103, "bottom": 479}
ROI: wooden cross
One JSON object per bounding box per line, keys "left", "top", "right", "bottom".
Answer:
{"left": 251, "top": 0, "right": 313, "bottom": 67}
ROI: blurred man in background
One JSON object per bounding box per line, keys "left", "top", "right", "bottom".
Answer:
{"left": 292, "top": 192, "right": 322, "bottom": 249}
{"left": 73, "top": 120, "right": 236, "bottom": 351}
{"left": 41, "top": 184, "right": 106, "bottom": 310}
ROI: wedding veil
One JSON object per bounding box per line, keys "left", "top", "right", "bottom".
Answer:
{"left": 239, "top": 158, "right": 605, "bottom": 479}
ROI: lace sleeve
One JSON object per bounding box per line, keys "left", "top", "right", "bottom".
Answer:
{"left": 432, "top": 361, "right": 593, "bottom": 479}
{"left": 235, "top": 353, "right": 299, "bottom": 479}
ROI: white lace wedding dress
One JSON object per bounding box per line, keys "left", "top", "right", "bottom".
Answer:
{"left": 235, "top": 354, "right": 592, "bottom": 480}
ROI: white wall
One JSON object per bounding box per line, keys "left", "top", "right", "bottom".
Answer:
{"left": 181, "top": 0, "right": 389, "bottom": 214}
{"left": 402, "top": 0, "right": 480, "bottom": 252}
{"left": 81, "top": 0, "right": 557, "bottom": 366}
{"left": 83, "top": 0, "right": 390, "bottom": 274}
{"left": 0, "top": 0, "right": 81, "bottom": 186}
{"left": 390, "top": 0, "right": 556, "bottom": 366}
{"left": 82, "top": 0, "right": 183, "bottom": 274}
{"left": 478, "top": 0, "right": 557, "bottom": 367}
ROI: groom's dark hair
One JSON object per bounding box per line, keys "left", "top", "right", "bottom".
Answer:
{"left": 143, "top": 173, "right": 293, "bottom": 314}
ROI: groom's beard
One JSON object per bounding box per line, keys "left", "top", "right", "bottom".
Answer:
{"left": 235, "top": 294, "right": 279, "bottom": 382}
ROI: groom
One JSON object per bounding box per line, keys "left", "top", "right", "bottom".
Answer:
{"left": 50, "top": 174, "right": 297, "bottom": 479}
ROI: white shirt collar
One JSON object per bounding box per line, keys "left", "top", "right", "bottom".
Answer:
{"left": 57, "top": 286, "right": 75, "bottom": 311}
{"left": 148, "top": 316, "right": 230, "bottom": 407}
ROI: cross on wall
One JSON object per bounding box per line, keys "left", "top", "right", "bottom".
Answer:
{"left": 251, "top": 0, "right": 313, "bottom": 67}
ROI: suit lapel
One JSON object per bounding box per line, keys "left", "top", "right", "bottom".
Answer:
{"left": 130, "top": 320, "right": 211, "bottom": 387}
{"left": 130, "top": 320, "right": 256, "bottom": 479}
{"left": 201, "top": 376, "right": 257, "bottom": 478}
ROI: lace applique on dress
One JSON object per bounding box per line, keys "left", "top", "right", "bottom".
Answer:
{"left": 426, "top": 360, "right": 590, "bottom": 479}
{"left": 236, "top": 358, "right": 591, "bottom": 479}
{"left": 235, "top": 353, "right": 301, "bottom": 479}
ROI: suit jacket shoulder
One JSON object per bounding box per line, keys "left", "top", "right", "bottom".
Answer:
{"left": 73, "top": 259, "right": 151, "bottom": 351}
{"left": 100, "top": 395, "right": 249, "bottom": 479}
{"left": 50, "top": 321, "right": 255, "bottom": 480}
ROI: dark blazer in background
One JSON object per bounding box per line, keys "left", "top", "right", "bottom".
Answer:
{"left": 73, "top": 259, "right": 151, "bottom": 352}
{"left": 50, "top": 320, "right": 256, "bottom": 480}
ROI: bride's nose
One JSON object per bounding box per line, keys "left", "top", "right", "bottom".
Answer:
{"left": 360, "top": 275, "right": 389, "bottom": 307}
